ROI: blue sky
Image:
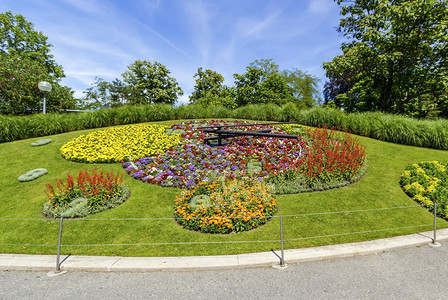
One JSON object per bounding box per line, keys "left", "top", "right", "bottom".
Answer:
{"left": 1, "top": 0, "right": 346, "bottom": 104}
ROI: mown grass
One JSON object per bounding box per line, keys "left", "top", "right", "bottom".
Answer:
{"left": 0, "top": 119, "right": 447, "bottom": 257}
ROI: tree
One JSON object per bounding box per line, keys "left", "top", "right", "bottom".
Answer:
{"left": 258, "top": 72, "right": 294, "bottom": 105}
{"left": 323, "top": 0, "right": 448, "bottom": 116}
{"left": 0, "top": 11, "right": 75, "bottom": 114}
{"left": 234, "top": 59, "right": 319, "bottom": 107}
{"left": 248, "top": 58, "right": 280, "bottom": 81}
{"left": 281, "top": 68, "right": 320, "bottom": 108}
{"left": 189, "top": 68, "right": 236, "bottom": 108}
{"left": 122, "top": 60, "right": 183, "bottom": 105}
{"left": 0, "top": 53, "right": 51, "bottom": 114}
{"left": 48, "top": 84, "right": 77, "bottom": 111}
{"left": 323, "top": 73, "right": 353, "bottom": 108}
{"left": 0, "top": 11, "right": 64, "bottom": 78}
{"left": 233, "top": 66, "right": 265, "bottom": 106}
{"left": 0, "top": 53, "right": 76, "bottom": 114}
{"left": 190, "top": 68, "right": 224, "bottom": 101}
{"left": 79, "top": 77, "right": 109, "bottom": 110}
{"left": 108, "top": 78, "right": 130, "bottom": 106}
{"left": 190, "top": 68, "right": 224, "bottom": 102}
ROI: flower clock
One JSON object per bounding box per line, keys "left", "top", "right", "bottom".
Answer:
{"left": 400, "top": 161, "right": 448, "bottom": 219}
{"left": 56, "top": 119, "right": 367, "bottom": 228}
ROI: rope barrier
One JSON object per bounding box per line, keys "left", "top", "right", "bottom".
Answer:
{"left": 0, "top": 224, "right": 433, "bottom": 249}
{"left": 0, "top": 205, "right": 422, "bottom": 222}
{"left": 285, "top": 224, "right": 433, "bottom": 241}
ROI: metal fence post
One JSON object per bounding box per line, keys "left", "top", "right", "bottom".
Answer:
{"left": 55, "top": 217, "right": 63, "bottom": 273}
{"left": 433, "top": 201, "right": 437, "bottom": 245}
{"left": 280, "top": 215, "right": 285, "bottom": 267}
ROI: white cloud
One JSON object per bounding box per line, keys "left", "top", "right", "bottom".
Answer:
{"left": 60, "top": 0, "right": 113, "bottom": 15}
{"left": 181, "top": 0, "right": 215, "bottom": 66}
{"left": 308, "top": 0, "right": 335, "bottom": 14}
{"left": 140, "top": 0, "right": 161, "bottom": 14}
{"left": 135, "top": 20, "right": 198, "bottom": 64}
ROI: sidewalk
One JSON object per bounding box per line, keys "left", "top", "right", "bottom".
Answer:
{"left": 1, "top": 228, "right": 447, "bottom": 273}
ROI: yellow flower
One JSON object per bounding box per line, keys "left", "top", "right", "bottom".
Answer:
{"left": 60, "top": 124, "right": 180, "bottom": 163}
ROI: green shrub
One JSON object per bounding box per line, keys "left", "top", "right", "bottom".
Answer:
{"left": 206, "top": 105, "right": 232, "bottom": 119}
{"left": 400, "top": 161, "right": 448, "bottom": 219}
{"left": 233, "top": 104, "right": 267, "bottom": 120}
{"left": 0, "top": 115, "right": 25, "bottom": 142}
{"left": 279, "top": 102, "right": 299, "bottom": 122}
{"left": 115, "top": 105, "right": 144, "bottom": 124}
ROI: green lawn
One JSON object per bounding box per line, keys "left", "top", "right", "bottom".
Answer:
{"left": 0, "top": 120, "right": 447, "bottom": 257}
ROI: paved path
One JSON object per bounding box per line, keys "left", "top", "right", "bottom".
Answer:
{"left": 1, "top": 243, "right": 448, "bottom": 299}
{"left": 1, "top": 229, "right": 448, "bottom": 299}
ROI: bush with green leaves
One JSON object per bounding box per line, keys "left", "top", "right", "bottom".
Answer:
{"left": 400, "top": 161, "right": 448, "bottom": 219}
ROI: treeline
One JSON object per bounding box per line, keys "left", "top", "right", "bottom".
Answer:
{"left": 80, "top": 58, "right": 320, "bottom": 111}
{"left": 2, "top": 104, "right": 448, "bottom": 150}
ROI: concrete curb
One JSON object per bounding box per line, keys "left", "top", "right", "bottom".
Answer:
{"left": 1, "top": 228, "right": 447, "bottom": 273}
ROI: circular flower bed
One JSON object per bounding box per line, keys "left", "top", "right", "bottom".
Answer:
{"left": 400, "top": 161, "right": 448, "bottom": 219}
{"left": 123, "top": 120, "right": 367, "bottom": 193}
{"left": 174, "top": 178, "right": 277, "bottom": 233}
{"left": 43, "top": 169, "right": 130, "bottom": 218}
{"left": 60, "top": 124, "right": 180, "bottom": 163}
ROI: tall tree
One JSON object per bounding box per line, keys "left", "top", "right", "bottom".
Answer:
{"left": 323, "top": 0, "right": 448, "bottom": 116}
{"left": 190, "top": 67, "right": 225, "bottom": 102}
{"left": 233, "top": 66, "right": 265, "bottom": 106}
{"left": 80, "top": 77, "right": 109, "bottom": 110}
{"left": 122, "top": 60, "right": 183, "bottom": 105}
{"left": 258, "top": 72, "right": 294, "bottom": 105}
{"left": 0, "top": 53, "right": 50, "bottom": 114}
{"left": 248, "top": 58, "right": 280, "bottom": 81}
{"left": 0, "top": 11, "right": 64, "bottom": 78}
{"left": 281, "top": 68, "right": 320, "bottom": 108}
{"left": 234, "top": 59, "right": 318, "bottom": 107}
{"left": 0, "top": 53, "right": 76, "bottom": 114}
{"left": 0, "top": 11, "right": 75, "bottom": 114}
{"left": 189, "top": 67, "right": 236, "bottom": 108}
{"left": 108, "top": 78, "right": 129, "bottom": 106}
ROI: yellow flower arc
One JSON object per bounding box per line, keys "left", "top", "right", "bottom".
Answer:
{"left": 60, "top": 124, "right": 181, "bottom": 163}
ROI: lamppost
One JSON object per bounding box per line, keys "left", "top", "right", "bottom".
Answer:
{"left": 38, "top": 81, "right": 52, "bottom": 114}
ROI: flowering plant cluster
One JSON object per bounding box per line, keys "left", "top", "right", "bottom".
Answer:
{"left": 123, "top": 120, "right": 367, "bottom": 193}
{"left": 43, "top": 169, "right": 130, "bottom": 218}
{"left": 60, "top": 124, "right": 180, "bottom": 163}
{"left": 300, "top": 127, "right": 367, "bottom": 185}
{"left": 400, "top": 161, "right": 448, "bottom": 219}
{"left": 174, "top": 178, "right": 277, "bottom": 233}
